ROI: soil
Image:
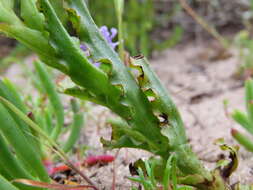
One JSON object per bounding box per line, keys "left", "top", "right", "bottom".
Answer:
{"left": 3, "top": 40, "right": 253, "bottom": 189}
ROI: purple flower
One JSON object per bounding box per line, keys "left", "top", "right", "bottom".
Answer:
{"left": 99, "top": 26, "right": 119, "bottom": 49}
{"left": 80, "top": 26, "right": 119, "bottom": 67}
{"left": 80, "top": 44, "right": 88, "bottom": 52}
{"left": 80, "top": 26, "right": 118, "bottom": 52}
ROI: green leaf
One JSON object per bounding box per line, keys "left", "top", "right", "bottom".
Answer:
{"left": 0, "top": 134, "right": 32, "bottom": 180}
{"left": 63, "top": 99, "right": 84, "bottom": 153}
{"left": 0, "top": 2, "right": 21, "bottom": 25}
{"left": 163, "top": 154, "right": 175, "bottom": 190}
{"left": 0, "top": 102, "right": 50, "bottom": 182}
{"left": 245, "top": 79, "right": 253, "bottom": 123}
{"left": 69, "top": 0, "right": 171, "bottom": 156}
{"left": 20, "top": 0, "right": 45, "bottom": 30}
{"left": 130, "top": 57, "right": 187, "bottom": 146}
{"left": 40, "top": 0, "right": 121, "bottom": 104}
{"left": 48, "top": 0, "right": 68, "bottom": 26}
{"left": 34, "top": 60, "right": 64, "bottom": 140}
{"left": 232, "top": 110, "right": 253, "bottom": 135}
{"left": 0, "top": 175, "right": 19, "bottom": 190}
{"left": 231, "top": 129, "right": 253, "bottom": 153}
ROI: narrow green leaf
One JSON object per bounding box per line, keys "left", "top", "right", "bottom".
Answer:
{"left": 231, "top": 129, "right": 253, "bottom": 152}
{"left": 0, "top": 175, "right": 19, "bottom": 190}
{"left": 0, "top": 102, "right": 50, "bottom": 182}
{"left": 0, "top": 80, "right": 39, "bottom": 153}
{"left": 232, "top": 110, "right": 253, "bottom": 135}
{"left": 34, "top": 60, "right": 64, "bottom": 140}
{"left": 63, "top": 99, "right": 84, "bottom": 153}
{"left": 0, "top": 134, "right": 32, "bottom": 179}
{"left": 245, "top": 79, "right": 253, "bottom": 123}
{"left": 2, "top": 78, "right": 27, "bottom": 113}
{"left": 163, "top": 154, "right": 174, "bottom": 190}
{"left": 0, "top": 134, "right": 37, "bottom": 190}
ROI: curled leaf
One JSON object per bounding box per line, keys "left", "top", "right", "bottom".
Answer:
{"left": 214, "top": 138, "right": 239, "bottom": 178}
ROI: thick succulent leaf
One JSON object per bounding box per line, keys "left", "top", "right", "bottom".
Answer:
{"left": 0, "top": 2, "right": 21, "bottom": 25}
{"left": 231, "top": 129, "right": 253, "bottom": 152}
{"left": 174, "top": 144, "right": 212, "bottom": 180}
{"left": 0, "top": 24, "right": 54, "bottom": 58}
{"left": 20, "top": 0, "right": 45, "bottom": 30}
{"left": 130, "top": 57, "right": 187, "bottom": 146}
{"left": 232, "top": 110, "right": 253, "bottom": 135}
{"left": 105, "top": 118, "right": 160, "bottom": 152}
{"left": 40, "top": 0, "right": 122, "bottom": 106}
{"left": 68, "top": 0, "right": 171, "bottom": 156}
{"left": 64, "top": 86, "right": 106, "bottom": 106}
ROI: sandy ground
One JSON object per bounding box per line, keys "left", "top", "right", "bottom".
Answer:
{"left": 3, "top": 41, "right": 253, "bottom": 189}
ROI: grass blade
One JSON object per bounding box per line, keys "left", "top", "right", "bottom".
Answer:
{"left": 0, "top": 102, "right": 50, "bottom": 182}
{"left": 63, "top": 99, "right": 84, "bottom": 153}
{"left": 34, "top": 60, "right": 64, "bottom": 140}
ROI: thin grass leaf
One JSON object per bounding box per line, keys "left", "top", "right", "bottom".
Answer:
{"left": 171, "top": 156, "right": 178, "bottom": 189}
{"left": 44, "top": 107, "right": 54, "bottom": 134}
{"left": 177, "top": 186, "right": 194, "bottom": 190}
{"left": 245, "top": 79, "right": 253, "bottom": 124}
{"left": 137, "top": 167, "right": 152, "bottom": 190}
{"left": 163, "top": 154, "right": 174, "bottom": 190}
{"left": 128, "top": 176, "right": 144, "bottom": 183}
{"left": 0, "top": 175, "right": 19, "bottom": 190}
{"left": 63, "top": 99, "right": 84, "bottom": 153}
{"left": 150, "top": 160, "right": 157, "bottom": 188}
{"left": 0, "top": 133, "right": 32, "bottom": 181}
{"left": 0, "top": 102, "right": 50, "bottom": 182}
{"left": 34, "top": 60, "right": 64, "bottom": 140}
{"left": 144, "top": 160, "right": 152, "bottom": 180}
{"left": 2, "top": 78, "right": 27, "bottom": 112}
{"left": 0, "top": 80, "right": 41, "bottom": 156}
{"left": 0, "top": 96, "right": 98, "bottom": 188}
